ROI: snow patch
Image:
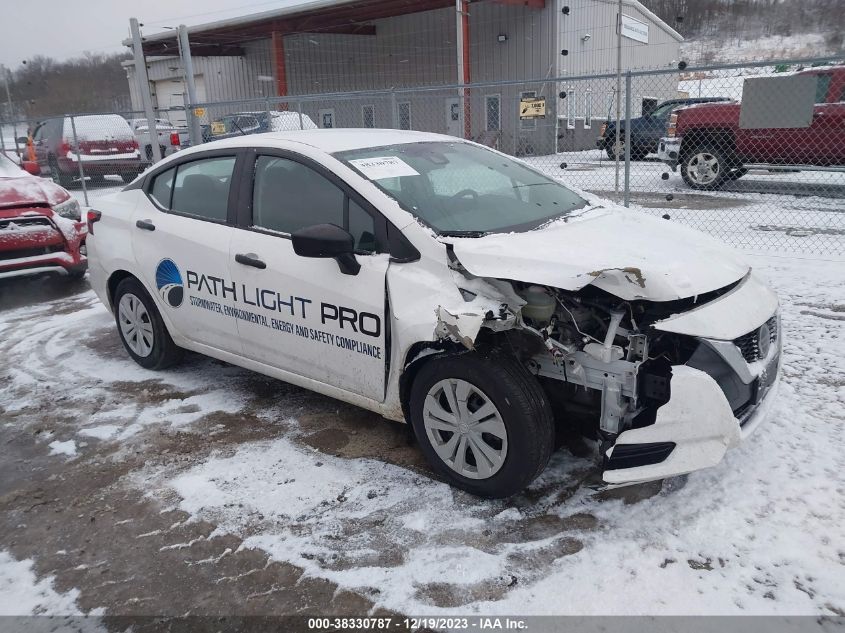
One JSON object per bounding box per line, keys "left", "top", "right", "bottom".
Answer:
{"left": 48, "top": 440, "right": 77, "bottom": 457}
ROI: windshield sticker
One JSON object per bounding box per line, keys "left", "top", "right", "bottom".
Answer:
{"left": 349, "top": 156, "right": 419, "bottom": 180}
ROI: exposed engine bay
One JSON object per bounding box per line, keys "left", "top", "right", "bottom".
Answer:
{"left": 433, "top": 253, "right": 780, "bottom": 484}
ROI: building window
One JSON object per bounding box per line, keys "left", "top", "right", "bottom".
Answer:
{"left": 566, "top": 90, "right": 576, "bottom": 129}
{"left": 398, "top": 102, "right": 411, "bottom": 130}
{"left": 584, "top": 91, "right": 592, "bottom": 129}
{"left": 318, "top": 109, "right": 335, "bottom": 129}
{"left": 520, "top": 91, "right": 537, "bottom": 131}
{"left": 362, "top": 105, "right": 375, "bottom": 129}
{"left": 485, "top": 95, "right": 501, "bottom": 132}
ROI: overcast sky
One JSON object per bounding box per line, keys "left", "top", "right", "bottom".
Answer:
{"left": 0, "top": 0, "right": 311, "bottom": 69}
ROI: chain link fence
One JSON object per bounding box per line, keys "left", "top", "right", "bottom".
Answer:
{"left": 2, "top": 57, "right": 843, "bottom": 255}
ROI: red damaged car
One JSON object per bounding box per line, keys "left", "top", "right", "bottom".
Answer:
{"left": 0, "top": 153, "right": 87, "bottom": 280}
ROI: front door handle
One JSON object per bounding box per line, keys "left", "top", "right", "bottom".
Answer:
{"left": 135, "top": 219, "right": 155, "bottom": 231}
{"left": 235, "top": 253, "right": 266, "bottom": 269}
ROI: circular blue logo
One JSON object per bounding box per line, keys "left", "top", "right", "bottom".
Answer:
{"left": 155, "top": 258, "right": 184, "bottom": 308}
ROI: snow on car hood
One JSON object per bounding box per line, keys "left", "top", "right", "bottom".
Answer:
{"left": 445, "top": 207, "right": 750, "bottom": 301}
{"left": 0, "top": 175, "right": 70, "bottom": 209}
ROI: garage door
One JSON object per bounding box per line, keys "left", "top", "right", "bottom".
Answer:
{"left": 153, "top": 76, "right": 207, "bottom": 127}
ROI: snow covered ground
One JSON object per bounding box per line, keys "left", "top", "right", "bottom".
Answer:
{"left": 0, "top": 251, "right": 842, "bottom": 617}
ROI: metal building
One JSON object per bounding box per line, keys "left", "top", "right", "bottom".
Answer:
{"left": 126, "top": 0, "right": 682, "bottom": 155}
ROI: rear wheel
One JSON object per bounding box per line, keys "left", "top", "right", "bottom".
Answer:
{"left": 113, "top": 277, "right": 182, "bottom": 370}
{"left": 409, "top": 351, "right": 554, "bottom": 498}
{"left": 680, "top": 144, "right": 730, "bottom": 190}
{"left": 48, "top": 156, "right": 73, "bottom": 188}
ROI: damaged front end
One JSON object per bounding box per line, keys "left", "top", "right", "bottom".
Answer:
{"left": 434, "top": 257, "right": 781, "bottom": 488}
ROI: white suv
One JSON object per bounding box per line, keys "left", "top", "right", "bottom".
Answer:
{"left": 87, "top": 129, "right": 781, "bottom": 497}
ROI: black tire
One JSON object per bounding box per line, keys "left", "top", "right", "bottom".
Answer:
{"left": 48, "top": 156, "right": 73, "bottom": 188}
{"left": 66, "top": 267, "right": 86, "bottom": 280}
{"left": 113, "top": 277, "right": 182, "bottom": 370}
{"left": 409, "top": 351, "right": 554, "bottom": 498}
{"left": 680, "top": 143, "right": 730, "bottom": 190}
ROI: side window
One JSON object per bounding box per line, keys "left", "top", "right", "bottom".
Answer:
{"left": 167, "top": 156, "right": 236, "bottom": 221}
{"left": 815, "top": 75, "right": 832, "bottom": 104}
{"left": 252, "top": 155, "right": 376, "bottom": 252}
{"left": 150, "top": 167, "right": 176, "bottom": 208}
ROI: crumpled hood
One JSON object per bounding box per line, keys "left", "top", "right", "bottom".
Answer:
{"left": 445, "top": 207, "right": 750, "bottom": 301}
{"left": 0, "top": 176, "right": 68, "bottom": 209}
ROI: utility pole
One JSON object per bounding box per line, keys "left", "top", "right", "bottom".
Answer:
{"left": 178, "top": 25, "right": 203, "bottom": 147}
{"left": 614, "top": 0, "right": 623, "bottom": 199}
{"left": 1, "top": 64, "right": 20, "bottom": 158}
{"left": 130, "top": 17, "right": 162, "bottom": 163}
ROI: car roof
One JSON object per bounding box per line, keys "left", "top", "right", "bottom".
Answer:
{"left": 187, "top": 128, "right": 457, "bottom": 154}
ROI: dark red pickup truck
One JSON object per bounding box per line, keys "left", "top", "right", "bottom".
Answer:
{"left": 658, "top": 67, "right": 845, "bottom": 189}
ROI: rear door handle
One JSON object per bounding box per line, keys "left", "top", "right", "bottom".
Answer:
{"left": 135, "top": 219, "right": 155, "bottom": 231}
{"left": 235, "top": 253, "right": 266, "bottom": 269}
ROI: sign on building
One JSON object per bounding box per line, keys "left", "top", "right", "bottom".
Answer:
{"left": 519, "top": 97, "right": 546, "bottom": 119}
{"left": 620, "top": 14, "right": 649, "bottom": 44}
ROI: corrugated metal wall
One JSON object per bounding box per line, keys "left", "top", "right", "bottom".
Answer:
{"left": 126, "top": 0, "right": 681, "bottom": 153}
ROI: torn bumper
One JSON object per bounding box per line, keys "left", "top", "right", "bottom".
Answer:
{"left": 602, "top": 345, "right": 781, "bottom": 486}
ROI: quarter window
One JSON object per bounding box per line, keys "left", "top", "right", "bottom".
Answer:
{"left": 252, "top": 155, "right": 376, "bottom": 252}
{"left": 158, "top": 156, "right": 236, "bottom": 221}
{"left": 150, "top": 167, "right": 176, "bottom": 208}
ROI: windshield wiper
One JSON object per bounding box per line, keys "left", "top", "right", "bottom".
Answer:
{"left": 438, "top": 230, "right": 487, "bottom": 238}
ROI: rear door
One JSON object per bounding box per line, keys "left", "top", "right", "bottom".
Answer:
{"left": 132, "top": 151, "right": 245, "bottom": 354}
{"left": 228, "top": 149, "right": 389, "bottom": 401}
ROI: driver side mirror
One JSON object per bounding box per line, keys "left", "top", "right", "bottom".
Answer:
{"left": 291, "top": 223, "right": 360, "bottom": 275}
{"left": 16, "top": 136, "right": 29, "bottom": 145}
{"left": 22, "top": 161, "right": 41, "bottom": 176}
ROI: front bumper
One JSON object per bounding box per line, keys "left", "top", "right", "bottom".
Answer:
{"left": 602, "top": 317, "right": 782, "bottom": 486}
{"left": 657, "top": 137, "right": 681, "bottom": 170}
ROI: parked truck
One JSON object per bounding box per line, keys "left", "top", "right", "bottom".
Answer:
{"left": 658, "top": 66, "right": 845, "bottom": 189}
{"left": 127, "top": 118, "right": 190, "bottom": 163}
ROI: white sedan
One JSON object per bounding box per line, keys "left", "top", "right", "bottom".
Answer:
{"left": 86, "top": 129, "right": 781, "bottom": 498}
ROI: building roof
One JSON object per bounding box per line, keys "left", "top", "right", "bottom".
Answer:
{"left": 130, "top": 0, "right": 680, "bottom": 57}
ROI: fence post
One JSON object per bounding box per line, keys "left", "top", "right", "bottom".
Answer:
{"left": 390, "top": 90, "right": 398, "bottom": 129}
{"left": 131, "top": 18, "right": 162, "bottom": 163}
{"left": 178, "top": 25, "right": 203, "bottom": 148}
{"left": 0, "top": 120, "right": 6, "bottom": 156}
{"left": 69, "top": 115, "right": 89, "bottom": 207}
{"left": 297, "top": 101, "right": 304, "bottom": 130}
{"left": 623, "top": 71, "right": 632, "bottom": 208}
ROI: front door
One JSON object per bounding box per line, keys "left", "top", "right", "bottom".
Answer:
{"left": 228, "top": 152, "right": 389, "bottom": 401}
{"left": 131, "top": 153, "right": 244, "bottom": 355}
{"left": 446, "top": 98, "right": 462, "bottom": 136}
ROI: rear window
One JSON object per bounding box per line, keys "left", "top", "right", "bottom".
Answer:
{"left": 63, "top": 115, "right": 134, "bottom": 141}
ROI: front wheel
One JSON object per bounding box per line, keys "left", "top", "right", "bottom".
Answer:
{"left": 409, "top": 351, "right": 554, "bottom": 498}
{"left": 680, "top": 144, "right": 730, "bottom": 190}
{"left": 113, "top": 277, "right": 182, "bottom": 370}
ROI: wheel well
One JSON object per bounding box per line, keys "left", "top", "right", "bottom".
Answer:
{"left": 397, "top": 330, "right": 540, "bottom": 422}
{"left": 681, "top": 128, "right": 737, "bottom": 159}
{"left": 106, "top": 270, "right": 136, "bottom": 310}
{"left": 398, "top": 340, "right": 465, "bottom": 422}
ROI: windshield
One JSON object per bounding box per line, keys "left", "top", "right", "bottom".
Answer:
{"left": 0, "top": 153, "right": 26, "bottom": 178}
{"left": 650, "top": 102, "right": 679, "bottom": 118}
{"left": 335, "top": 142, "right": 587, "bottom": 235}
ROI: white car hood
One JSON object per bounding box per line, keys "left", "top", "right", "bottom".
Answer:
{"left": 445, "top": 208, "right": 750, "bottom": 301}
